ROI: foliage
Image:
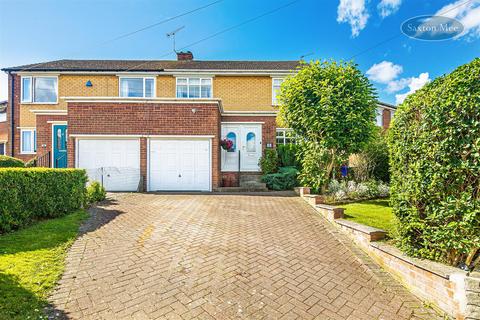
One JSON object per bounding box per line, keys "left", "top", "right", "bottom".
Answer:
{"left": 326, "top": 179, "right": 389, "bottom": 203}
{"left": 0, "top": 155, "right": 24, "bottom": 168}
{"left": 342, "top": 199, "right": 395, "bottom": 234}
{"left": 278, "top": 60, "right": 377, "bottom": 192}
{"left": 85, "top": 181, "right": 106, "bottom": 205}
{"left": 0, "top": 168, "right": 88, "bottom": 233}
{"left": 24, "top": 157, "right": 37, "bottom": 168}
{"left": 277, "top": 144, "right": 300, "bottom": 168}
{"left": 220, "top": 138, "right": 234, "bottom": 151}
{"left": 388, "top": 58, "right": 480, "bottom": 269}
{"left": 0, "top": 210, "right": 88, "bottom": 320}
{"left": 262, "top": 166, "right": 299, "bottom": 190}
{"left": 259, "top": 148, "right": 279, "bottom": 174}
{"left": 350, "top": 127, "right": 389, "bottom": 182}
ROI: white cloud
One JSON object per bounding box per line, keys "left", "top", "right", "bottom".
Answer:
{"left": 386, "top": 77, "right": 410, "bottom": 93}
{"left": 366, "top": 61, "right": 403, "bottom": 83}
{"left": 337, "top": 0, "right": 369, "bottom": 37}
{"left": 377, "top": 0, "right": 402, "bottom": 18}
{"left": 434, "top": 0, "right": 480, "bottom": 40}
{"left": 395, "top": 72, "right": 431, "bottom": 104}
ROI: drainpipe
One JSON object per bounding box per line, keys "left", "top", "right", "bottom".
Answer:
{"left": 9, "top": 72, "right": 15, "bottom": 156}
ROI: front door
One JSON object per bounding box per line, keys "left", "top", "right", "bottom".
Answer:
{"left": 221, "top": 124, "right": 262, "bottom": 172}
{"left": 53, "top": 124, "right": 67, "bottom": 168}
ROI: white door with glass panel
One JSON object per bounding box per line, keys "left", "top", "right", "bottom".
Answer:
{"left": 221, "top": 124, "right": 262, "bottom": 172}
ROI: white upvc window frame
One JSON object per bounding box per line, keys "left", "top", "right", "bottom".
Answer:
{"left": 119, "top": 76, "right": 156, "bottom": 98}
{"left": 272, "top": 78, "right": 284, "bottom": 105}
{"left": 175, "top": 77, "right": 213, "bottom": 99}
{"left": 376, "top": 107, "right": 383, "bottom": 127}
{"left": 0, "top": 112, "right": 6, "bottom": 122}
{"left": 276, "top": 128, "right": 295, "bottom": 145}
{"left": 20, "top": 76, "right": 58, "bottom": 104}
{"left": 20, "top": 128, "right": 37, "bottom": 154}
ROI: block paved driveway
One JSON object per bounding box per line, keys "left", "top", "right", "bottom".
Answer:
{"left": 49, "top": 193, "right": 441, "bottom": 319}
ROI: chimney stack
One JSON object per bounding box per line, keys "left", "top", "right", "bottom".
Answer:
{"left": 177, "top": 51, "right": 193, "bottom": 61}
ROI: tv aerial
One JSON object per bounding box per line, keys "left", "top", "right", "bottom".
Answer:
{"left": 166, "top": 26, "right": 185, "bottom": 53}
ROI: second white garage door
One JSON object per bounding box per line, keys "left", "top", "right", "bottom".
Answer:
{"left": 149, "top": 139, "right": 211, "bottom": 191}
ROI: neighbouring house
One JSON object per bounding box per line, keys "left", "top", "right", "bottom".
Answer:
{"left": 376, "top": 102, "right": 396, "bottom": 130}
{"left": 0, "top": 100, "right": 7, "bottom": 155}
{"left": 2, "top": 52, "right": 395, "bottom": 191}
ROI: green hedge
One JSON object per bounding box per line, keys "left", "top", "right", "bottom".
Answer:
{"left": 388, "top": 58, "right": 480, "bottom": 267}
{"left": 0, "top": 155, "right": 24, "bottom": 168}
{"left": 0, "top": 168, "right": 88, "bottom": 233}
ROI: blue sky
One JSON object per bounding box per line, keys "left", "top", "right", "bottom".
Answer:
{"left": 0, "top": 0, "right": 479, "bottom": 104}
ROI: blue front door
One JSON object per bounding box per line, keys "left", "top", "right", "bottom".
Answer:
{"left": 53, "top": 125, "right": 67, "bottom": 168}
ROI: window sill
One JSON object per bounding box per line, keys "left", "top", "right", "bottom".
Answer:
{"left": 20, "top": 152, "right": 36, "bottom": 155}
{"left": 21, "top": 102, "right": 58, "bottom": 105}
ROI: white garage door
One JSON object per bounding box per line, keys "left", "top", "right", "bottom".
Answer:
{"left": 77, "top": 139, "right": 140, "bottom": 192}
{"left": 149, "top": 139, "right": 211, "bottom": 191}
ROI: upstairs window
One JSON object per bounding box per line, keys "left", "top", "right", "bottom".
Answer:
{"left": 21, "top": 76, "right": 58, "bottom": 103}
{"left": 376, "top": 107, "right": 383, "bottom": 127}
{"left": 176, "top": 77, "right": 212, "bottom": 98}
{"left": 119, "top": 77, "right": 155, "bottom": 98}
{"left": 0, "top": 112, "right": 6, "bottom": 122}
{"left": 272, "top": 78, "right": 284, "bottom": 105}
{"left": 21, "top": 129, "right": 36, "bottom": 154}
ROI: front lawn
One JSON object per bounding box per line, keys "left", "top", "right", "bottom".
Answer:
{"left": 341, "top": 199, "right": 395, "bottom": 234}
{"left": 0, "top": 210, "right": 88, "bottom": 319}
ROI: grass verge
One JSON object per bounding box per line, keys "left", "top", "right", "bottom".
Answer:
{"left": 0, "top": 210, "right": 88, "bottom": 319}
{"left": 341, "top": 199, "right": 395, "bottom": 234}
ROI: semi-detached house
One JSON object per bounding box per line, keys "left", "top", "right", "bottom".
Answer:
{"left": 2, "top": 52, "right": 395, "bottom": 192}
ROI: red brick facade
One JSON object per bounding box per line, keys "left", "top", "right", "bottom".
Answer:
{"left": 67, "top": 102, "right": 223, "bottom": 189}
{"left": 35, "top": 114, "right": 67, "bottom": 166}
{"left": 382, "top": 109, "right": 392, "bottom": 130}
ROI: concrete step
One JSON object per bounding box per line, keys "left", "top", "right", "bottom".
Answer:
{"left": 240, "top": 181, "right": 268, "bottom": 189}
{"left": 239, "top": 174, "right": 263, "bottom": 184}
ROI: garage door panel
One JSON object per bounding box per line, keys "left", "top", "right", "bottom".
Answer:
{"left": 149, "top": 139, "right": 211, "bottom": 191}
{"left": 77, "top": 139, "right": 140, "bottom": 192}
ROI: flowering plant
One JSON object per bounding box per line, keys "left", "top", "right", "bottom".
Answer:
{"left": 220, "top": 139, "right": 234, "bottom": 151}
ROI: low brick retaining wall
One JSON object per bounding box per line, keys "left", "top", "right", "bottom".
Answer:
{"left": 295, "top": 187, "right": 480, "bottom": 319}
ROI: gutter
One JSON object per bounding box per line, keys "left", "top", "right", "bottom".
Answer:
{"left": 9, "top": 72, "right": 14, "bottom": 155}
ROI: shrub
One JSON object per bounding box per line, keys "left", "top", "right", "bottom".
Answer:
{"left": 0, "top": 155, "right": 24, "bottom": 168}
{"left": 388, "top": 58, "right": 480, "bottom": 268}
{"left": 259, "top": 148, "right": 278, "bottom": 174}
{"left": 277, "top": 144, "right": 300, "bottom": 168}
{"left": 278, "top": 60, "right": 377, "bottom": 192}
{"left": 86, "top": 181, "right": 106, "bottom": 205}
{"left": 325, "top": 179, "right": 389, "bottom": 203}
{"left": 262, "top": 166, "right": 299, "bottom": 191}
{"left": 25, "top": 157, "right": 37, "bottom": 168}
{"left": 0, "top": 168, "right": 88, "bottom": 233}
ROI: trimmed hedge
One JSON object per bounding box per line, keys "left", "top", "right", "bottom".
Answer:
{"left": 0, "top": 168, "right": 88, "bottom": 233}
{"left": 388, "top": 58, "right": 480, "bottom": 268}
{"left": 0, "top": 155, "right": 24, "bottom": 168}
{"left": 85, "top": 181, "right": 106, "bottom": 205}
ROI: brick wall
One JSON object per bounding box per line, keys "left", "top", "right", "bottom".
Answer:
{"left": 67, "top": 102, "right": 221, "bottom": 188}
{"left": 382, "top": 109, "right": 392, "bottom": 129}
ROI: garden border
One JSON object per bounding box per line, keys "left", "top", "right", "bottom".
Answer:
{"left": 295, "top": 187, "right": 480, "bottom": 320}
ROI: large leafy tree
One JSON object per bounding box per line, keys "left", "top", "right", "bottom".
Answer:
{"left": 278, "top": 60, "right": 377, "bottom": 192}
{"left": 388, "top": 58, "right": 480, "bottom": 268}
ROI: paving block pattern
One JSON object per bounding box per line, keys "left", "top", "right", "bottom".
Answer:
{"left": 48, "top": 193, "right": 443, "bottom": 319}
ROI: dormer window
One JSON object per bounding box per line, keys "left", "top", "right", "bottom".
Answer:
{"left": 176, "top": 77, "right": 212, "bottom": 98}
{"left": 119, "top": 77, "right": 155, "bottom": 98}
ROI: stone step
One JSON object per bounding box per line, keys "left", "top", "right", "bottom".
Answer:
{"left": 240, "top": 181, "right": 268, "bottom": 189}
{"left": 239, "top": 174, "right": 263, "bottom": 184}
